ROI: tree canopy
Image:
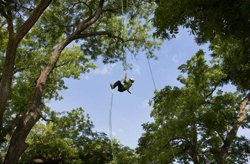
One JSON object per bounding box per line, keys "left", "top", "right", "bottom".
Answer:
{"left": 17, "top": 108, "right": 137, "bottom": 163}
{"left": 137, "top": 50, "right": 250, "bottom": 163}
{"left": 0, "top": 0, "right": 159, "bottom": 163}
{"left": 153, "top": 0, "right": 250, "bottom": 90}
{"left": 136, "top": 1, "right": 250, "bottom": 162}
{"left": 0, "top": 0, "right": 249, "bottom": 163}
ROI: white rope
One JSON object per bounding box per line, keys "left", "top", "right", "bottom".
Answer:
{"left": 146, "top": 57, "right": 176, "bottom": 160}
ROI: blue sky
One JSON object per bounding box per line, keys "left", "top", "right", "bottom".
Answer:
{"left": 48, "top": 28, "right": 250, "bottom": 149}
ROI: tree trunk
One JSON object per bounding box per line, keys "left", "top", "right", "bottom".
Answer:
{"left": 217, "top": 92, "right": 250, "bottom": 163}
{"left": 3, "top": 41, "right": 77, "bottom": 163}
{"left": 0, "top": 40, "right": 17, "bottom": 129}
{"left": 190, "top": 112, "right": 200, "bottom": 164}
{"left": 4, "top": 76, "right": 46, "bottom": 163}
{"left": 4, "top": 112, "right": 40, "bottom": 164}
{"left": 217, "top": 125, "right": 239, "bottom": 164}
{"left": 4, "top": 38, "right": 76, "bottom": 163}
{"left": 0, "top": 0, "right": 52, "bottom": 133}
{"left": 3, "top": 1, "right": 104, "bottom": 162}
{"left": 3, "top": 48, "right": 61, "bottom": 163}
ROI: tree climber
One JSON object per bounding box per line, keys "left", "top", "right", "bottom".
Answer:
{"left": 110, "top": 73, "right": 135, "bottom": 94}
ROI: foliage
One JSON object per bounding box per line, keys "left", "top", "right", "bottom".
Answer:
{"left": 209, "top": 36, "right": 250, "bottom": 91}
{"left": 0, "top": 0, "right": 160, "bottom": 162}
{"left": 137, "top": 51, "right": 250, "bottom": 163}
{"left": 153, "top": 0, "right": 250, "bottom": 41}
{"left": 18, "top": 108, "right": 138, "bottom": 164}
{"left": 152, "top": 0, "right": 250, "bottom": 90}
{"left": 137, "top": 2, "right": 250, "bottom": 162}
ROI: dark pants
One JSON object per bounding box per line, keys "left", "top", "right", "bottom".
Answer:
{"left": 113, "top": 80, "right": 125, "bottom": 92}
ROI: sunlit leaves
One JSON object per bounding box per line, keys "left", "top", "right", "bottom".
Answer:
{"left": 20, "top": 108, "right": 138, "bottom": 163}
{"left": 137, "top": 52, "right": 249, "bottom": 163}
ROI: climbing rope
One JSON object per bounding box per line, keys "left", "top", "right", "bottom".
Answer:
{"left": 109, "top": 90, "right": 117, "bottom": 163}
{"left": 146, "top": 57, "right": 176, "bottom": 161}
{"left": 109, "top": 90, "right": 114, "bottom": 141}
{"left": 122, "top": 50, "right": 127, "bottom": 72}
{"left": 121, "top": 0, "right": 128, "bottom": 73}
{"left": 147, "top": 57, "right": 157, "bottom": 91}
{"left": 108, "top": 2, "right": 128, "bottom": 163}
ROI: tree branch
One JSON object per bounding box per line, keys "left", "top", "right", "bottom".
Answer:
{"left": 74, "top": 1, "right": 93, "bottom": 16}
{"left": 38, "top": 110, "right": 53, "bottom": 122}
{"left": 1, "top": 9, "right": 14, "bottom": 38}
{"left": 15, "top": 0, "right": 52, "bottom": 44}
{"left": 75, "top": 0, "right": 104, "bottom": 34}
{"left": 218, "top": 92, "right": 250, "bottom": 162}
{"left": 205, "top": 85, "right": 217, "bottom": 99}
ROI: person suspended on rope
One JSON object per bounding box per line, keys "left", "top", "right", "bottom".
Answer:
{"left": 110, "top": 73, "right": 134, "bottom": 94}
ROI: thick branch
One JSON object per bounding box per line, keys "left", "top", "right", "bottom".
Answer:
{"left": 1, "top": 8, "right": 14, "bottom": 38}
{"left": 76, "top": 0, "right": 104, "bottom": 34}
{"left": 0, "top": 10, "right": 15, "bottom": 129}
{"left": 36, "top": 0, "right": 106, "bottom": 85}
{"left": 15, "top": 0, "right": 52, "bottom": 44}
{"left": 238, "top": 92, "right": 250, "bottom": 121}
{"left": 36, "top": 0, "right": 105, "bottom": 91}
{"left": 218, "top": 92, "right": 250, "bottom": 163}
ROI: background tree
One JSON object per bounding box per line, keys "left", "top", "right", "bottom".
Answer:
{"left": 152, "top": 0, "right": 250, "bottom": 90}
{"left": 0, "top": 0, "right": 159, "bottom": 163}
{"left": 137, "top": 51, "right": 250, "bottom": 163}
{"left": 15, "top": 108, "right": 137, "bottom": 163}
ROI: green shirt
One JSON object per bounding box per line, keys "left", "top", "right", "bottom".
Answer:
{"left": 122, "top": 80, "right": 133, "bottom": 91}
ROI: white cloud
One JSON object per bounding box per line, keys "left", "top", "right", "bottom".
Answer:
{"left": 94, "top": 64, "right": 116, "bottom": 75}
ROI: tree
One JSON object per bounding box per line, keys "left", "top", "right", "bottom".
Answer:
{"left": 152, "top": 0, "right": 250, "bottom": 90}
{"left": 17, "top": 108, "right": 138, "bottom": 163}
{"left": 137, "top": 51, "right": 250, "bottom": 163}
{"left": 19, "top": 109, "right": 84, "bottom": 163}
{"left": 0, "top": 0, "right": 159, "bottom": 163}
